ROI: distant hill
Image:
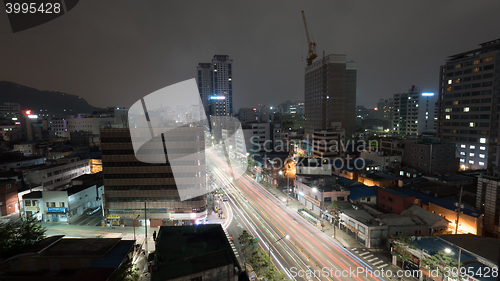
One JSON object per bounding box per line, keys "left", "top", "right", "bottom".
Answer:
{"left": 0, "top": 81, "right": 97, "bottom": 115}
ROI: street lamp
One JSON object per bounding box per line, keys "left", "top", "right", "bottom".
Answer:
{"left": 445, "top": 247, "right": 462, "bottom": 280}
{"left": 268, "top": 234, "right": 290, "bottom": 261}
{"left": 133, "top": 215, "right": 140, "bottom": 241}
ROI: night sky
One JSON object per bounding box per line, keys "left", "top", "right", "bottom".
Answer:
{"left": 1, "top": 1, "right": 500, "bottom": 110}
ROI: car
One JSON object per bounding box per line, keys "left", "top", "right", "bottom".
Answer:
{"left": 222, "top": 197, "right": 228, "bottom": 202}
{"left": 230, "top": 235, "right": 234, "bottom": 241}
{"left": 86, "top": 206, "right": 101, "bottom": 215}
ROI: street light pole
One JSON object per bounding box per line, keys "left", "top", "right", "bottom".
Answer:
{"left": 268, "top": 234, "right": 289, "bottom": 261}
{"left": 133, "top": 215, "right": 140, "bottom": 241}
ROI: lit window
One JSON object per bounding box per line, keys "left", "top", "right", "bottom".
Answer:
{"left": 470, "top": 153, "right": 474, "bottom": 157}
{"left": 445, "top": 108, "right": 451, "bottom": 112}
{"left": 479, "top": 154, "right": 485, "bottom": 158}
{"left": 453, "top": 101, "right": 459, "bottom": 105}
{"left": 479, "top": 162, "right": 485, "bottom": 166}
{"left": 460, "top": 144, "right": 466, "bottom": 148}
{"left": 446, "top": 115, "right": 451, "bottom": 119}
{"left": 473, "top": 67, "right": 480, "bottom": 72}
{"left": 455, "top": 64, "right": 461, "bottom": 69}
{"left": 469, "top": 160, "right": 474, "bottom": 164}
{"left": 473, "top": 60, "right": 480, "bottom": 65}
{"left": 455, "top": 79, "right": 461, "bottom": 83}
{"left": 464, "top": 107, "right": 469, "bottom": 112}
{"left": 480, "top": 138, "right": 487, "bottom": 143}
{"left": 480, "top": 146, "right": 486, "bottom": 150}
{"left": 470, "top": 122, "right": 475, "bottom": 127}
{"left": 484, "top": 56, "right": 494, "bottom": 63}
{"left": 460, "top": 152, "right": 465, "bottom": 156}
{"left": 448, "top": 79, "right": 452, "bottom": 84}
{"left": 446, "top": 87, "right": 452, "bottom": 92}
{"left": 460, "top": 159, "right": 465, "bottom": 163}
{"left": 470, "top": 145, "right": 475, "bottom": 149}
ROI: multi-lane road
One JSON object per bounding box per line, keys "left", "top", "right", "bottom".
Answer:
{"left": 208, "top": 150, "right": 393, "bottom": 281}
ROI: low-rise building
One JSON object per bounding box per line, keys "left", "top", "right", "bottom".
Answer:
{"left": 378, "top": 188, "right": 420, "bottom": 214}
{"left": 295, "top": 174, "right": 349, "bottom": 214}
{"left": 295, "top": 157, "right": 332, "bottom": 175}
{"left": 22, "top": 173, "right": 103, "bottom": 223}
{"left": 0, "top": 236, "right": 135, "bottom": 281}
{"left": 400, "top": 188, "right": 482, "bottom": 235}
{"left": 359, "top": 150, "right": 402, "bottom": 172}
{"left": 345, "top": 185, "right": 379, "bottom": 206}
{"left": 151, "top": 225, "right": 241, "bottom": 281}
{"left": 23, "top": 157, "right": 90, "bottom": 191}
{"left": 0, "top": 179, "right": 18, "bottom": 216}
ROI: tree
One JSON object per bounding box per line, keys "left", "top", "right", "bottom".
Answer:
{"left": 327, "top": 200, "right": 344, "bottom": 238}
{"left": 0, "top": 217, "right": 46, "bottom": 257}
{"left": 238, "top": 230, "right": 256, "bottom": 270}
{"left": 249, "top": 248, "right": 270, "bottom": 277}
{"left": 390, "top": 233, "right": 417, "bottom": 272}
{"left": 422, "top": 250, "right": 461, "bottom": 281}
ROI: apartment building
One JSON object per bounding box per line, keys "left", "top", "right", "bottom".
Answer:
{"left": 437, "top": 38, "right": 500, "bottom": 170}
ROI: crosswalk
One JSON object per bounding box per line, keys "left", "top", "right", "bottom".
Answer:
{"left": 224, "top": 230, "right": 240, "bottom": 260}
{"left": 350, "top": 248, "right": 389, "bottom": 269}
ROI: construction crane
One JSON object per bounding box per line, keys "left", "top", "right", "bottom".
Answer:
{"left": 301, "top": 10, "right": 317, "bottom": 66}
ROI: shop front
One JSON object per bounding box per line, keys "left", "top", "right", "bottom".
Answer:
{"left": 46, "top": 207, "right": 68, "bottom": 222}
{"left": 106, "top": 214, "right": 120, "bottom": 226}
{"left": 169, "top": 211, "right": 208, "bottom": 226}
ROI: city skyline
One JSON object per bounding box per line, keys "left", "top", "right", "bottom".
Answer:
{"left": 1, "top": 1, "right": 500, "bottom": 110}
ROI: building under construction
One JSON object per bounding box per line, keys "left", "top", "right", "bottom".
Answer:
{"left": 304, "top": 54, "right": 357, "bottom": 139}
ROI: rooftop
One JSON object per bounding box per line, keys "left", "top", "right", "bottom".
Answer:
{"left": 40, "top": 238, "right": 121, "bottom": 257}
{"left": 380, "top": 188, "right": 412, "bottom": 198}
{"left": 347, "top": 185, "right": 379, "bottom": 201}
{"left": 399, "top": 189, "right": 482, "bottom": 218}
{"left": 438, "top": 234, "right": 500, "bottom": 265}
{"left": 152, "top": 225, "right": 240, "bottom": 281}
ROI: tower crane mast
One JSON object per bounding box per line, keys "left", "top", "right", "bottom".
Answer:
{"left": 301, "top": 10, "right": 317, "bottom": 66}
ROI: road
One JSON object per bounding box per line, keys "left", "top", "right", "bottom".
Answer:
{"left": 208, "top": 150, "right": 392, "bottom": 281}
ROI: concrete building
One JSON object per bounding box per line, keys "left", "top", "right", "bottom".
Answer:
{"left": 240, "top": 122, "right": 271, "bottom": 154}
{"left": 295, "top": 174, "right": 350, "bottom": 213}
{"left": 476, "top": 174, "right": 500, "bottom": 238}
{"left": 376, "top": 98, "right": 393, "bottom": 121}
{"left": 359, "top": 150, "right": 402, "bottom": 172}
{"left": 338, "top": 202, "right": 388, "bottom": 248}
{"left": 151, "top": 225, "right": 241, "bottom": 281}
{"left": 402, "top": 138, "right": 459, "bottom": 175}
{"left": 437, "top": 38, "right": 500, "bottom": 170}
{"left": 295, "top": 157, "right": 332, "bottom": 175}
{"left": 23, "top": 157, "right": 90, "bottom": 191}
{"left": 22, "top": 174, "right": 103, "bottom": 223}
{"left": 304, "top": 54, "right": 357, "bottom": 139}
{"left": 392, "top": 86, "right": 437, "bottom": 137}
{"left": 0, "top": 179, "right": 18, "bottom": 216}
{"left": 400, "top": 188, "right": 482, "bottom": 235}
{"left": 311, "top": 127, "right": 345, "bottom": 160}
{"left": 378, "top": 188, "right": 419, "bottom": 214}
{"left": 0, "top": 152, "right": 46, "bottom": 172}
{"left": 66, "top": 116, "right": 114, "bottom": 135}
{"left": 0, "top": 236, "right": 135, "bottom": 281}
{"left": 237, "top": 107, "right": 258, "bottom": 123}
{"left": 0, "top": 102, "right": 21, "bottom": 123}
{"left": 197, "top": 55, "right": 233, "bottom": 117}
{"left": 100, "top": 128, "right": 207, "bottom": 227}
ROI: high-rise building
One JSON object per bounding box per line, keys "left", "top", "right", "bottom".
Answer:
{"left": 392, "top": 86, "right": 437, "bottom": 137}
{"left": 304, "top": 54, "right": 357, "bottom": 139}
{"left": 437, "top": 38, "right": 500, "bottom": 170}
{"left": 376, "top": 98, "right": 393, "bottom": 121}
{"left": 100, "top": 128, "right": 207, "bottom": 226}
{"left": 197, "top": 55, "right": 233, "bottom": 117}
{"left": 476, "top": 175, "right": 500, "bottom": 237}
{"left": 311, "top": 124, "right": 345, "bottom": 160}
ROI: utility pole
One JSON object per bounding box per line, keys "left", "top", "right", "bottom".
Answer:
{"left": 145, "top": 200, "right": 148, "bottom": 254}
{"left": 455, "top": 185, "right": 463, "bottom": 235}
